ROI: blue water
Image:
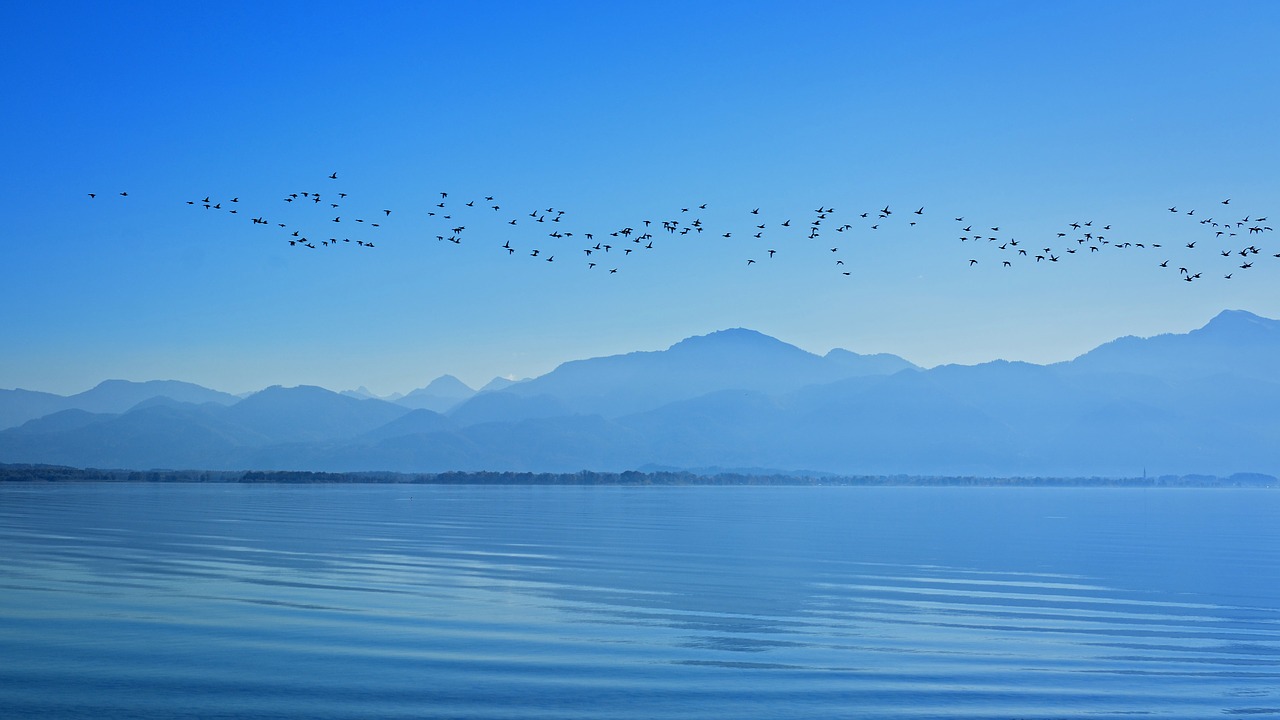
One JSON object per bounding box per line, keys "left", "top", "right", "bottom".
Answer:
{"left": 1, "top": 484, "right": 1278, "bottom": 719}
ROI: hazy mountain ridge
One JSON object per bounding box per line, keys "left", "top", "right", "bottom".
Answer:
{"left": 222, "top": 385, "right": 411, "bottom": 444}
{"left": 1, "top": 311, "right": 1276, "bottom": 476}
{"left": 394, "top": 375, "right": 476, "bottom": 413}
{"left": 0, "top": 388, "right": 67, "bottom": 431}
{"left": 0, "top": 380, "right": 239, "bottom": 431}
{"left": 1060, "top": 309, "right": 1280, "bottom": 383}
{"left": 450, "top": 328, "right": 921, "bottom": 423}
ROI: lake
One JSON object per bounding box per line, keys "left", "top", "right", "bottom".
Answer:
{"left": 1, "top": 484, "right": 1278, "bottom": 718}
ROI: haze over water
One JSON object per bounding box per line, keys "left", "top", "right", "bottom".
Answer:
{"left": 3, "top": 483, "right": 1278, "bottom": 719}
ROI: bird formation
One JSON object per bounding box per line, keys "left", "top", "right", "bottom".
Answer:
{"left": 87, "top": 176, "right": 1275, "bottom": 284}
{"left": 1159, "top": 202, "right": 1275, "bottom": 281}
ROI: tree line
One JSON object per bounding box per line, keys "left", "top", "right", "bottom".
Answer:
{"left": 0, "top": 463, "right": 1274, "bottom": 487}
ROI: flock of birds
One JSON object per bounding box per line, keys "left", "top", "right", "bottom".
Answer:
{"left": 87, "top": 175, "right": 1275, "bottom": 283}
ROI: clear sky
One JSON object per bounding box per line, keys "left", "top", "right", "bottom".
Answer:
{"left": 3, "top": 1, "right": 1278, "bottom": 396}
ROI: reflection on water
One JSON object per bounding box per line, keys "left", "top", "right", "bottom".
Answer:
{"left": 1, "top": 485, "right": 1278, "bottom": 718}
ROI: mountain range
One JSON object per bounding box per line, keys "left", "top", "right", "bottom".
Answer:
{"left": 2, "top": 310, "right": 1277, "bottom": 477}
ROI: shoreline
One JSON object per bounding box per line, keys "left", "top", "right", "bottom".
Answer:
{"left": 2, "top": 463, "right": 1275, "bottom": 487}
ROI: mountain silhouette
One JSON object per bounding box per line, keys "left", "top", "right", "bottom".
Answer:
{"left": 1062, "top": 309, "right": 1280, "bottom": 383}
{"left": 68, "top": 379, "right": 239, "bottom": 414}
{"left": 2, "top": 314, "right": 1278, "bottom": 476}
{"left": 0, "top": 388, "right": 65, "bottom": 431}
{"left": 223, "top": 385, "right": 411, "bottom": 444}
{"left": 0, "top": 379, "right": 238, "bottom": 431}
{"left": 395, "top": 375, "right": 476, "bottom": 413}
{"left": 448, "top": 328, "right": 918, "bottom": 424}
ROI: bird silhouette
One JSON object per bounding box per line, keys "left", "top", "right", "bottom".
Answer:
{"left": 156, "top": 171, "right": 1277, "bottom": 287}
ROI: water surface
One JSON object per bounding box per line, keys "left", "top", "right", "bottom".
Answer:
{"left": 2, "top": 484, "right": 1278, "bottom": 718}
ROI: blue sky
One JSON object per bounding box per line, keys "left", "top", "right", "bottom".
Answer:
{"left": 3, "top": 1, "right": 1278, "bottom": 395}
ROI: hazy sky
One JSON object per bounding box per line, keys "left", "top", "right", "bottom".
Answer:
{"left": 4, "top": 1, "right": 1278, "bottom": 395}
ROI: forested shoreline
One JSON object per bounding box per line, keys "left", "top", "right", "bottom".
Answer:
{"left": 1, "top": 463, "right": 1274, "bottom": 487}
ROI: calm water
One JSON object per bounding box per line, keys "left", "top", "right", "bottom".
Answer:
{"left": 2, "top": 484, "right": 1279, "bottom": 719}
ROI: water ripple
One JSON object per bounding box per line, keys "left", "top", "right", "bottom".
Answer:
{"left": 2, "top": 484, "right": 1278, "bottom": 719}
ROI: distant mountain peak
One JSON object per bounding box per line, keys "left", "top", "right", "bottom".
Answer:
{"left": 824, "top": 347, "right": 920, "bottom": 373}
{"left": 340, "top": 386, "right": 384, "bottom": 400}
{"left": 675, "top": 327, "right": 773, "bottom": 343}
{"left": 62, "top": 378, "right": 239, "bottom": 416}
{"left": 479, "top": 376, "right": 521, "bottom": 393}
{"left": 254, "top": 384, "right": 321, "bottom": 395}
{"left": 90, "top": 378, "right": 206, "bottom": 391}
{"left": 419, "top": 374, "right": 474, "bottom": 395}
{"left": 1198, "top": 309, "right": 1278, "bottom": 334}
{"left": 1061, "top": 308, "right": 1280, "bottom": 384}
{"left": 395, "top": 375, "right": 478, "bottom": 413}
{"left": 667, "top": 328, "right": 806, "bottom": 354}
